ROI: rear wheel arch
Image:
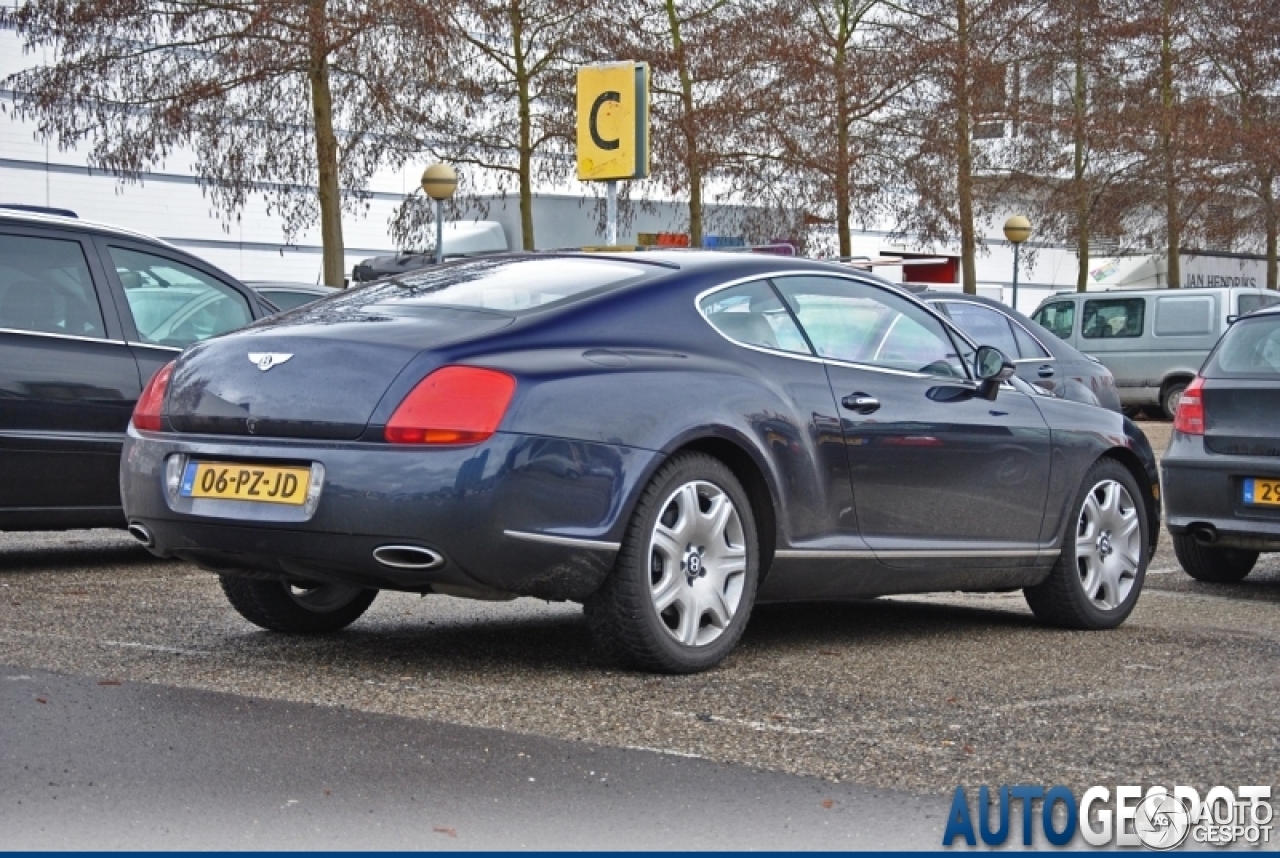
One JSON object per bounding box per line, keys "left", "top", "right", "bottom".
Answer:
{"left": 1097, "top": 449, "right": 1160, "bottom": 555}
{"left": 664, "top": 436, "right": 778, "bottom": 583}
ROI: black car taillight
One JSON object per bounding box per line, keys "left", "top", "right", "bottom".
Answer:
{"left": 131, "top": 361, "right": 176, "bottom": 432}
{"left": 1173, "top": 377, "right": 1205, "bottom": 435}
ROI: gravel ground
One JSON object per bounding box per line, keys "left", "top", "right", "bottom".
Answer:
{"left": 2, "top": 418, "right": 1278, "bottom": 799}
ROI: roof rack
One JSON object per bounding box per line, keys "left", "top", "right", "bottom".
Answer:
{"left": 0, "top": 204, "right": 79, "bottom": 218}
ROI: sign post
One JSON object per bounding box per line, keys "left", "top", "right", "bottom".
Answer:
{"left": 577, "top": 62, "right": 650, "bottom": 246}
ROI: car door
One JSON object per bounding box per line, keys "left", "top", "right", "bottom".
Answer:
{"left": 0, "top": 226, "right": 141, "bottom": 525}
{"left": 94, "top": 240, "right": 261, "bottom": 385}
{"left": 772, "top": 275, "right": 1052, "bottom": 568}
{"left": 935, "top": 299, "right": 1059, "bottom": 395}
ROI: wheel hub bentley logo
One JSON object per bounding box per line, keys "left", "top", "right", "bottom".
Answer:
{"left": 248, "top": 352, "right": 293, "bottom": 371}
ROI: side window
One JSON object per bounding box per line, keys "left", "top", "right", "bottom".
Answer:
{"left": 0, "top": 234, "right": 106, "bottom": 338}
{"left": 1011, "top": 321, "right": 1050, "bottom": 359}
{"left": 774, "top": 276, "right": 967, "bottom": 378}
{"left": 1082, "top": 298, "right": 1145, "bottom": 339}
{"left": 938, "top": 301, "right": 1020, "bottom": 358}
{"left": 1033, "top": 301, "right": 1074, "bottom": 341}
{"left": 109, "top": 247, "right": 252, "bottom": 348}
{"left": 699, "top": 279, "right": 811, "bottom": 356}
{"left": 1237, "top": 293, "right": 1280, "bottom": 316}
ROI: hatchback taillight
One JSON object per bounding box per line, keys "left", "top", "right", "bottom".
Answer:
{"left": 385, "top": 366, "right": 516, "bottom": 444}
{"left": 131, "top": 361, "right": 176, "bottom": 432}
{"left": 1173, "top": 377, "right": 1206, "bottom": 435}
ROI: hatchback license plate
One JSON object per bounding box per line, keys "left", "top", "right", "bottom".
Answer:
{"left": 1243, "top": 478, "right": 1280, "bottom": 507}
{"left": 180, "top": 462, "right": 311, "bottom": 505}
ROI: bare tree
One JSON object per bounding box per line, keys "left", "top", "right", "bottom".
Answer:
{"left": 594, "top": 0, "right": 770, "bottom": 247}
{"left": 739, "top": 0, "right": 910, "bottom": 258}
{"left": 1108, "top": 0, "right": 1219, "bottom": 289}
{"left": 4, "top": 0, "right": 444, "bottom": 286}
{"left": 892, "top": 0, "right": 1041, "bottom": 293}
{"left": 1191, "top": 0, "right": 1280, "bottom": 289}
{"left": 411, "top": 0, "right": 588, "bottom": 250}
{"left": 1003, "top": 0, "right": 1143, "bottom": 292}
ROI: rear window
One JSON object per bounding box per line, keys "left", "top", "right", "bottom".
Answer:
{"left": 1204, "top": 315, "right": 1280, "bottom": 378}
{"left": 359, "top": 257, "right": 655, "bottom": 313}
{"left": 1239, "top": 292, "right": 1280, "bottom": 316}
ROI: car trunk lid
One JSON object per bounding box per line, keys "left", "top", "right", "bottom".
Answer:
{"left": 1203, "top": 382, "right": 1280, "bottom": 457}
{"left": 165, "top": 305, "right": 513, "bottom": 440}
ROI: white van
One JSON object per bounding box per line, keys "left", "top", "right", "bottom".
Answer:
{"left": 1031, "top": 286, "right": 1280, "bottom": 418}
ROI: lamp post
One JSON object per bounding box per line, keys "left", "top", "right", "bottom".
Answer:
{"left": 421, "top": 163, "right": 458, "bottom": 264}
{"left": 1003, "top": 215, "right": 1032, "bottom": 311}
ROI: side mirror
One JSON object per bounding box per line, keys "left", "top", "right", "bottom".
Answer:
{"left": 974, "top": 345, "right": 1016, "bottom": 401}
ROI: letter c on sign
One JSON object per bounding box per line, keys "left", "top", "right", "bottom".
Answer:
{"left": 590, "top": 90, "right": 622, "bottom": 151}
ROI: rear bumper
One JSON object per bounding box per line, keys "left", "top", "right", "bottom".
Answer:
{"left": 121, "top": 428, "right": 659, "bottom": 600}
{"left": 1161, "top": 433, "right": 1280, "bottom": 551}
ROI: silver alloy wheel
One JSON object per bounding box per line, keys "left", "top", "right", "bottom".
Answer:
{"left": 1074, "top": 479, "right": 1141, "bottom": 610}
{"left": 647, "top": 480, "right": 747, "bottom": 647}
{"left": 286, "top": 581, "right": 367, "bottom": 614}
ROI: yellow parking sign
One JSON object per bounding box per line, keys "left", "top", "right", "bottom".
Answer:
{"left": 576, "top": 63, "right": 649, "bottom": 182}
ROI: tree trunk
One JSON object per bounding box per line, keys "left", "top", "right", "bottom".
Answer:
{"left": 511, "top": 3, "right": 535, "bottom": 250}
{"left": 665, "top": 0, "right": 702, "bottom": 247}
{"left": 955, "top": 0, "right": 977, "bottom": 294}
{"left": 1073, "top": 16, "right": 1090, "bottom": 293}
{"left": 1160, "top": 0, "right": 1180, "bottom": 289}
{"left": 1265, "top": 175, "right": 1277, "bottom": 290}
{"left": 835, "top": 26, "right": 852, "bottom": 258}
{"left": 307, "top": 0, "right": 345, "bottom": 287}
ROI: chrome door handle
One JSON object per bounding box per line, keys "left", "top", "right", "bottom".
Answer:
{"left": 841, "top": 393, "right": 881, "bottom": 414}
{"left": 1037, "top": 365, "right": 1055, "bottom": 378}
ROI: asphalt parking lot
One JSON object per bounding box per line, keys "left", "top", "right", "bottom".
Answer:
{"left": 2, "top": 420, "right": 1278, "bottom": 846}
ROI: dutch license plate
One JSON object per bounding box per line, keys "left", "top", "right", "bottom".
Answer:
{"left": 180, "top": 461, "right": 311, "bottom": 505}
{"left": 1243, "top": 478, "right": 1280, "bottom": 507}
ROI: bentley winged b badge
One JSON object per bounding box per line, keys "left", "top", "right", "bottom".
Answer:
{"left": 248, "top": 352, "right": 293, "bottom": 372}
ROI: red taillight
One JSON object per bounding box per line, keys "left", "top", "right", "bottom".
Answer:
{"left": 132, "top": 361, "right": 176, "bottom": 432}
{"left": 1173, "top": 376, "right": 1206, "bottom": 435}
{"left": 385, "top": 366, "right": 516, "bottom": 445}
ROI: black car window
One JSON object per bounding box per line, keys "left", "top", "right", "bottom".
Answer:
{"left": 699, "top": 280, "right": 811, "bottom": 355}
{"left": 1205, "top": 316, "right": 1280, "bottom": 377}
{"left": 1011, "top": 320, "right": 1050, "bottom": 359}
{"left": 1082, "top": 298, "right": 1144, "bottom": 339}
{"left": 774, "top": 276, "right": 967, "bottom": 378}
{"left": 938, "top": 301, "right": 1021, "bottom": 359}
{"left": 0, "top": 233, "right": 106, "bottom": 338}
{"left": 109, "top": 247, "right": 253, "bottom": 348}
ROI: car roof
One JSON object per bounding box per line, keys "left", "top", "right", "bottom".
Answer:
{"left": 0, "top": 207, "right": 182, "bottom": 250}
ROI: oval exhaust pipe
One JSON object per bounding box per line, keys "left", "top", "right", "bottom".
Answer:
{"left": 127, "top": 523, "right": 154, "bottom": 548}
{"left": 373, "top": 545, "right": 445, "bottom": 571}
{"left": 1192, "top": 525, "right": 1218, "bottom": 546}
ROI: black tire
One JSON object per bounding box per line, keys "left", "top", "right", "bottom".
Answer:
{"left": 1171, "top": 533, "right": 1257, "bottom": 583}
{"left": 1024, "top": 458, "right": 1150, "bottom": 629}
{"left": 1160, "top": 381, "right": 1189, "bottom": 421}
{"left": 220, "top": 576, "right": 378, "bottom": 633}
{"left": 584, "top": 452, "right": 759, "bottom": 674}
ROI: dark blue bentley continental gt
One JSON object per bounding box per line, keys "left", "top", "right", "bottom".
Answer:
{"left": 121, "top": 252, "right": 1160, "bottom": 673}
